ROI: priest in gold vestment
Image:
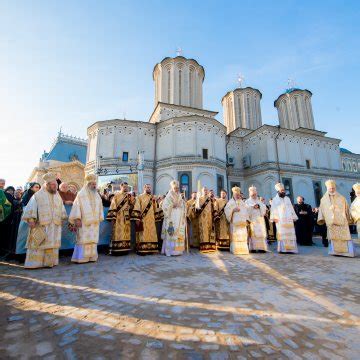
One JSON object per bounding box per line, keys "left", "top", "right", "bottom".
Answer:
{"left": 196, "top": 187, "right": 217, "bottom": 253}
{"left": 224, "top": 186, "right": 250, "bottom": 255}
{"left": 350, "top": 183, "right": 360, "bottom": 238}
{"left": 270, "top": 183, "right": 298, "bottom": 254}
{"left": 106, "top": 182, "right": 134, "bottom": 255}
{"left": 245, "top": 186, "right": 268, "bottom": 252}
{"left": 186, "top": 192, "right": 199, "bottom": 248}
{"left": 215, "top": 190, "right": 230, "bottom": 250}
{"left": 69, "top": 174, "right": 104, "bottom": 263}
{"left": 318, "top": 179, "right": 355, "bottom": 257}
{"left": 131, "top": 184, "right": 159, "bottom": 255}
{"left": 22, "top": 172, "right": 67, "bottom": 269}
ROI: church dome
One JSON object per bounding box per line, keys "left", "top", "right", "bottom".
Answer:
{"left": 152, "top": 56, "right": 205, "bottom": 109}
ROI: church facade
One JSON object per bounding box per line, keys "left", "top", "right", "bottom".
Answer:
{"left": 28, "top": 131, "right": 87, "bottom": 190}
{"left": 85, "top": 55, "right": 359, "bottom": 206}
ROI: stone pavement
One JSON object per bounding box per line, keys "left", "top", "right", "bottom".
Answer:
{"left": 0, "top": 241, "right": 359, "bottom": 360}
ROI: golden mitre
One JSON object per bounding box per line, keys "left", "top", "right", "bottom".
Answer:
{"left": 42, "top": 172, "right": 57, "bottom": 183}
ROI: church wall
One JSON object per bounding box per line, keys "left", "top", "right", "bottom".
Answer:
{"left": 156, "top": 117, "right": 226, "bottom": 162}
{"left": 88, "top": 121, "right": 155, "bottom": 164}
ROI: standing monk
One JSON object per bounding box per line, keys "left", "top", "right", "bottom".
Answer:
{"left": 69, "top": 174, "right": 104, "bottom": 263}
{"left": 215, "top": 190, "right": 230, "bottom": 250}
{"left": 294, "top": 196, "right": 313, "bottom": 246}
{"left": 131, "top": 184, "right": 159, "bottom": 255}
{"left": 196, "top": 187, "right": 217, "bottom": 253}
{"left": 318, "top": 180, "right": 355, "bottom": 257}
{"left": 186, "top": 192, "right": 199, "bottom": 248}
{"left": 245, "top": 186, "right": 268, "bottom": 252}
{"left": 225, "top": 186, "right": 249, "bottom": 255}
{"left": 350, "top": 183, "right": 360, "bottom": 238}
{"left": 106, "top": 182, "right": 134, "bottom": 255}
{"left": 270, "top": 183, "right": 298, "bottom": 254}
{"left": 22, "top": 173, "right": 67, "bottom": 268}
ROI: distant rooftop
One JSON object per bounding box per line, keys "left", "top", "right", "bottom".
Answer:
{"left": 340, "top": 147, "right": 353, "bottom": 154}
{"left": 41, "top": 131, "right": 87, "bottom": 164}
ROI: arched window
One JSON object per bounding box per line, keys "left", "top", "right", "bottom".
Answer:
{"left": 179, "top": 173, "right": 190, "bottom": 198}
{"left": 237, "top": 95, "right": 242, "bottom": 127}
{"left": 167, "top": 68, "right": 171, "bottom": 102}
{"left": 189, "top": 67, "right": 194, "bottom": 107}
{"left": 295, "top": 96, "right": 301, "bottom": 125}
{"left": 179, "top": 69, "right": 182, "bottom": 104}
{"left": 246, "top": 94, "right": 251, "bottom": 127}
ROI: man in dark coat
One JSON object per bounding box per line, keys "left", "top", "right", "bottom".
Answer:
{"left": 294, "top": 196, "right": 313, "bottom": 246}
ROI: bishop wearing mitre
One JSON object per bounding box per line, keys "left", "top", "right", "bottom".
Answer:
{"left": 270, "top": 183, "right": 298, "bottom": 254}
{"left": 22, "top": 172, "right": 67, "bottom": 269}
{"left": 318, "top": 179, "right": 355, "bottom": 257}
{"left": 224, "top": 186, "right": 250, "bottom": 255}
{"left": 245, "top": 186, "right": 268, "bottom": 252}
{"left": 69, "top": 174, "right": 104, "bottom": 263}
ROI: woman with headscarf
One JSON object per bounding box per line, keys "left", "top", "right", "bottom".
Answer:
{"left": 161, "top": 180, "right": 187, "bottom": 256}
{"left": 21, "top": 182, "right": 40, "bottom": 207}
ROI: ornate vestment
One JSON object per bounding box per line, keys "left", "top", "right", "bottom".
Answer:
{"left": 131, "top": 193, "right": 159, "bottom": 254}
{"left": 350, "top": 197, "right": 360, "bottom": 238}
{"left": 161, "top": 190, "right": 186, "bottom": 256}
{"left": 186, "top": 199, "right": 199, "bottom": 248}
{"left": 245, "top": 197, "right": 268, "bottom": 251}
{"left": 224, "top": 198, "right": 249, "bottom": 255}
{"left": 69, "top": 187, "right": 104, "bottom": 263}
{"left": 106, "top": 191, "right": 133, "bottom": 254}
{"left": 215, "top": 198, "right": 230, "bottom": 250}
{"left": 22, "top": 187, "right": 67, "bottom": 268}
{"left": 318, "top": 192, "right": 354, "bottom": 257}
{"left": 270, "top": 195, "right": 298, "bottom": 253}
{"left": 196, "top": 196, "right": 217, "bottom": 253}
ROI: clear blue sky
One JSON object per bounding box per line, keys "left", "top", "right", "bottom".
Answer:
{"left": 1, "top": 0, "right": 359, "bottom": 186}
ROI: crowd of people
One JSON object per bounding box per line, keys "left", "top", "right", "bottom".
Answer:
{"left": 0, "top": 173, "right": 359, "bottom": 269}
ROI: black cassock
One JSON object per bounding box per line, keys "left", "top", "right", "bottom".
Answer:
{"left": 294, "top": 203, "right": 313, "bottom": 245}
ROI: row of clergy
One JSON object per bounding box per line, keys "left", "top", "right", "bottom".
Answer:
{"left": 21, "top": 172, "right": 359, "bottom": 268}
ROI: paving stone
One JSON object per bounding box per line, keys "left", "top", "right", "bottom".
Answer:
{"left": 63, "top": 347, "right": 77, "bottom": 360}
{"left": 35, "top": 341, "right": 53, "bottom": 356}
{"left": 59, "top": 336, "right": 78, "bottom": 347}
{"left": 209, "top": 352, "right": 229, "bottom": 360}
{"left": 146, "top": 340, "right": 163, "bottom": 349}
{"left": 7, "top": 315, "right": 24, "bottom": 322}
{"left": 170, "top": 343, "right": 193, "bottom": 350}
{"left": 54, "top": 324, "right": 73, "bottom": 335}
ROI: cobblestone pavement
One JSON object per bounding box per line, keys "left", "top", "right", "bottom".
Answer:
{"left": 0, "top": 241, "right": 359, "bottom": 360}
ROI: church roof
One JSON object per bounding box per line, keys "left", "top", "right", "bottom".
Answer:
{"left": 221, "top": 87, "right": 262, "bottom": 102}
{"left": 42, "top": 132, "right": 87, "bottom": 164}
{"left": 340, "top": 147, "right": 353, "bottom": 154}
{"left": 153, "top": 56, "right": 205, "bottom": 79}
{"left": 274, "top": 88, "right": 312, "bottom": 107}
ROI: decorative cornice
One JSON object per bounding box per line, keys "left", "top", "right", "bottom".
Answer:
{"left": 148, "top": 102, "right": 218, "bottom": 123}
{"left": 87, "top": 119, "right": 155, "bottom": 135}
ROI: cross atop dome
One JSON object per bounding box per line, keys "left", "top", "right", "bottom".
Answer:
{"left": 287, "top": 78, "right": 296, "bottom": 90}
{"left": 175, "top": 47, "right": 183, "bottom": 57}
{"left": 237, "top": 73, "right": 245, "bottom": 88}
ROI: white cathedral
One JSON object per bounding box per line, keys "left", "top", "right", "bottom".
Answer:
{"left": 85, "top": 55, "right": 360, "bottom": 206}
